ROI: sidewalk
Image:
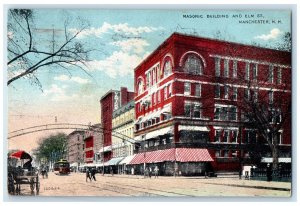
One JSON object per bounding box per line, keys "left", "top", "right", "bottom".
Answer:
{"left": 98, "top": 173, "right": 291, "bottom": 191}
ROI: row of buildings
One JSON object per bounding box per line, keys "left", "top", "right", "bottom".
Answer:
{"left": 66, "top": 33, "right": 291, "bottom": 176}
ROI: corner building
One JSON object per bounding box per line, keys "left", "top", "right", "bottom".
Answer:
{"left": 133, "top": 33, "right": 291, "bottom": 176}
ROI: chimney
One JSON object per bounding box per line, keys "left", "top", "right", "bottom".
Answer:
{"left": 121, "top": 87, "right": 128, "bottom": 106}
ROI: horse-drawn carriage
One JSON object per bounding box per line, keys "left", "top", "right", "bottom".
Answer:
{"left": 7, "top": 150, "right": 40, "bottom": 195}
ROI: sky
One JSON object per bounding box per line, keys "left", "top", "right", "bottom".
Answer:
{"left": 6, "top": 9, "right": 292, "bottom": 152}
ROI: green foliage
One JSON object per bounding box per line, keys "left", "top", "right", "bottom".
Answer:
{"left": 34, "top": 133, "right": 67, "bottom": 164}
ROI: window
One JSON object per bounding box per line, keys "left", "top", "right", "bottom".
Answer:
{"left": 223, "top": 130, "right": 230, "bottom": 142}
{"left": 137, "top": 80, "right": 144, "bottom": 95}
{"left": 215, "top": 57, "right": 221, "bottom": 77}
{"left": 152, "top": 69, "right": 156, "bottom": 85}
{"left": 232, "top": 130, "right": 238, "bottom": 143}
{"left": 233, "top": 60, "right": 237, "bottom": 78}
{"left": 232, "top": 87, "right": 238, "bottom": 101}
{"left": 168, "top": 83, "right": 172, "bottom": 97}
{"left": 184, "top": 55, "right": 203, "bottom": 75}
{"left": 245, "top": 62, "right": 250, "bottom": 80}
{"left": 157, "top": 90, "right": 160, "bottom": 103}
{"left": 224, "top": 85, "right": 229, "bottom": 99}
{"left": 163, "top": 60, "right": 172, "bottom": 77}
{"left": 184, "top": 102, "right": 191, "bottom": 117}
{"left": 269, "top": 91, "right": 274, "bottom": 104}
{"left": 244, "top": 88, "right": 250, "bottom": 101}
{"left": 245, "top": 130, "right": 256, "bottom": 144}
{"left": 215, "top": 85, "right": 221, "bottom": 98}
{"left": 164, "top": 86, "right": 167, "bottom": 100}
{"left": 214, "top": 105, "right": 237, "bottom": 121}
{"left": 195, "top": 83, "right": 201, "bottom": 97}
{"left": 193, "top": 103, "right": 201, "bottom": 118}
{"left": 268, "top": 65, "right": 274, "bottom": 83}
{"left": 253, "top": 91, "right": 258, "bottom": 103}
{"left": 215, "top": 130, "right": 222, "bottom": 142}
{"left": 224, "top": 59, "right": 229, "bottom": 77}
{"left": 253, "top": 64, "right": 258, "bottom": 81}
{"left": 214, "top": 107, "right": 220, "bottom": 120}
{"left": 184, "top": 82, "right": 191, "bottom": 95}
{"left": 228, "top": 106, "right": 237, "bottom": 121}
{"left": 277, "top": 68, "right": 282, "bottom": 84}
{"left": 146, "top": 72, "right": 151, "bottom": 89}
{"left": 184, "top": 101, "right": 202, "bottom": 118}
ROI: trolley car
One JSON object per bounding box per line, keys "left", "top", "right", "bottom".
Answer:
{"left": 54, "top": 159, "right": 70, "bottom": 175}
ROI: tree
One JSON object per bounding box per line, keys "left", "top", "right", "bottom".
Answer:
{"left": 34, "top": 133, "right": 68, "bottom": 167}
{"left": 7, "top": 9, "right": 92, "bottom": 88}
{"left": 276, "top": 32, "right": 292, "bottom": 52}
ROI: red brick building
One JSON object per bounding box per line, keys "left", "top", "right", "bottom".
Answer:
{"left": 132, "top": 33, "right": 291, "bottom": 175}
{"left": 100, "top": 87, "right": 134, "bottom": 162}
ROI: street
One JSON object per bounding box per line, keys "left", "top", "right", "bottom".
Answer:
{"left": 11, "top": 172, "right": 291, "bottom": 197}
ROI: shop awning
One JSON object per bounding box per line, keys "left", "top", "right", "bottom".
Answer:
{"left": 175, "top": 148, "right": 214, "bottom": 162}
{"left": 129, "top": 148, "right": 213, "bottom": 164}
{"left": 261, "top": 157, "right": 291, "bottom": 163}
{"left": 119, "top": 155, "right": 136, "bottom": 164}
{"left": 144, "top": 126, "right": 173, "bottom": 140}
{"left": 178, "top": 125, "right": 210, "bottom": 132}
{"left": 105, "top": 157, "right": 125, "bottom": 166}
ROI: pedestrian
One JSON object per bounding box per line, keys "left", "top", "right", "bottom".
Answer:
{"left": 110, "top": 166, "right": 114, "bottom": 176}
{"left": 154, "top": 166, "right": 159, "bottom": 178}
{"left": 86, "top": 168, "right": 91, "bottom": 182}
{"left": 131, "top": 167, "right": 134, "bottom": 175}
{"left": 144, "top": 167, "right": 148, "bottom": 178}
{"left": 149, "top": 167, "right": 152, "bottom": 178}
{"left": 91, "top": 168, "right": 96, "bottom": 181}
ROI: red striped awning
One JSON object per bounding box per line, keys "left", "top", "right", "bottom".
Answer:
{"left": 176, "top": 148, "right": 214, "bottom": 162}
{"left": 129, "top": 148, "right": 213, "bottom": 164}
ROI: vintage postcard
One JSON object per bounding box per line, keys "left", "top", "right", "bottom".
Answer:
{"left": 6, "top": 8, "right": 292, "bottom": 198}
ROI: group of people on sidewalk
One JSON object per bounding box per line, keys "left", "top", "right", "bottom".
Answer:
{"left": 144, "top": 166, "right": 159, "bottom": 178}
{"left": 86, "top": 168, "right": 97, "bottom": 182}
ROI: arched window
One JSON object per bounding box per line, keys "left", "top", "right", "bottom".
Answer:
{"left": 184, "top": 55, "right": 203, "bottom": 75}
{"left": 137, "top": 79, "right": 144, "bottom": 95}
{"left": 163, "top": 59, "right": 172, "bottom": 78}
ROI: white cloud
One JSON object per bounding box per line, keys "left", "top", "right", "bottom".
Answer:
{"left": 85, "top": 38, "right": 151, "bottom": 78}
{"left": 254, "top": 28, "right": 282, "bottom": 41}
{"left": 54, "top": 75, "right": 90, "bottom": 84}
{"left": 42, "top": 84, "right": 78, "bottom": 102}
{"left": 111, "top": 39, "right": 150, "bottom": 54}
{"left": 70, "top": 22, "right": 162, "bottom": 38}
{"left": 86, "top": 52, "right": 144, "bottom": 78}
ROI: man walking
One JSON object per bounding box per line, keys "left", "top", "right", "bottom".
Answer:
{"left": 86, "top": 168, "right": 91, "bottom": 182}
{"left": 91, "top": 168, "right": 97, "bottom": 181}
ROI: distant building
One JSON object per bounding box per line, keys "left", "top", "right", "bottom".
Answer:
{"left": 66, "top": 130, "right": 85, "bottom": 167}
{"left": 133, "top": 33, "right": 291, "bottom": 175}
{"left": 100, "top": 87, "right": 134, "bottom": 163}
{"left": 112, "top": 100, "right": 135, "bottom": 173}
{"left": 83, "top": 124, "right": 103, "bottom": 164}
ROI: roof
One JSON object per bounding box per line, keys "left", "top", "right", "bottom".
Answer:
{"left": 134, "top": 32, "right": 291, "bottom": 71}
{"left": 112, "top": 100, "right": 135, "bottom": 118}
{"left": 100, "top": 89, "right": 118, "bottom": 101}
